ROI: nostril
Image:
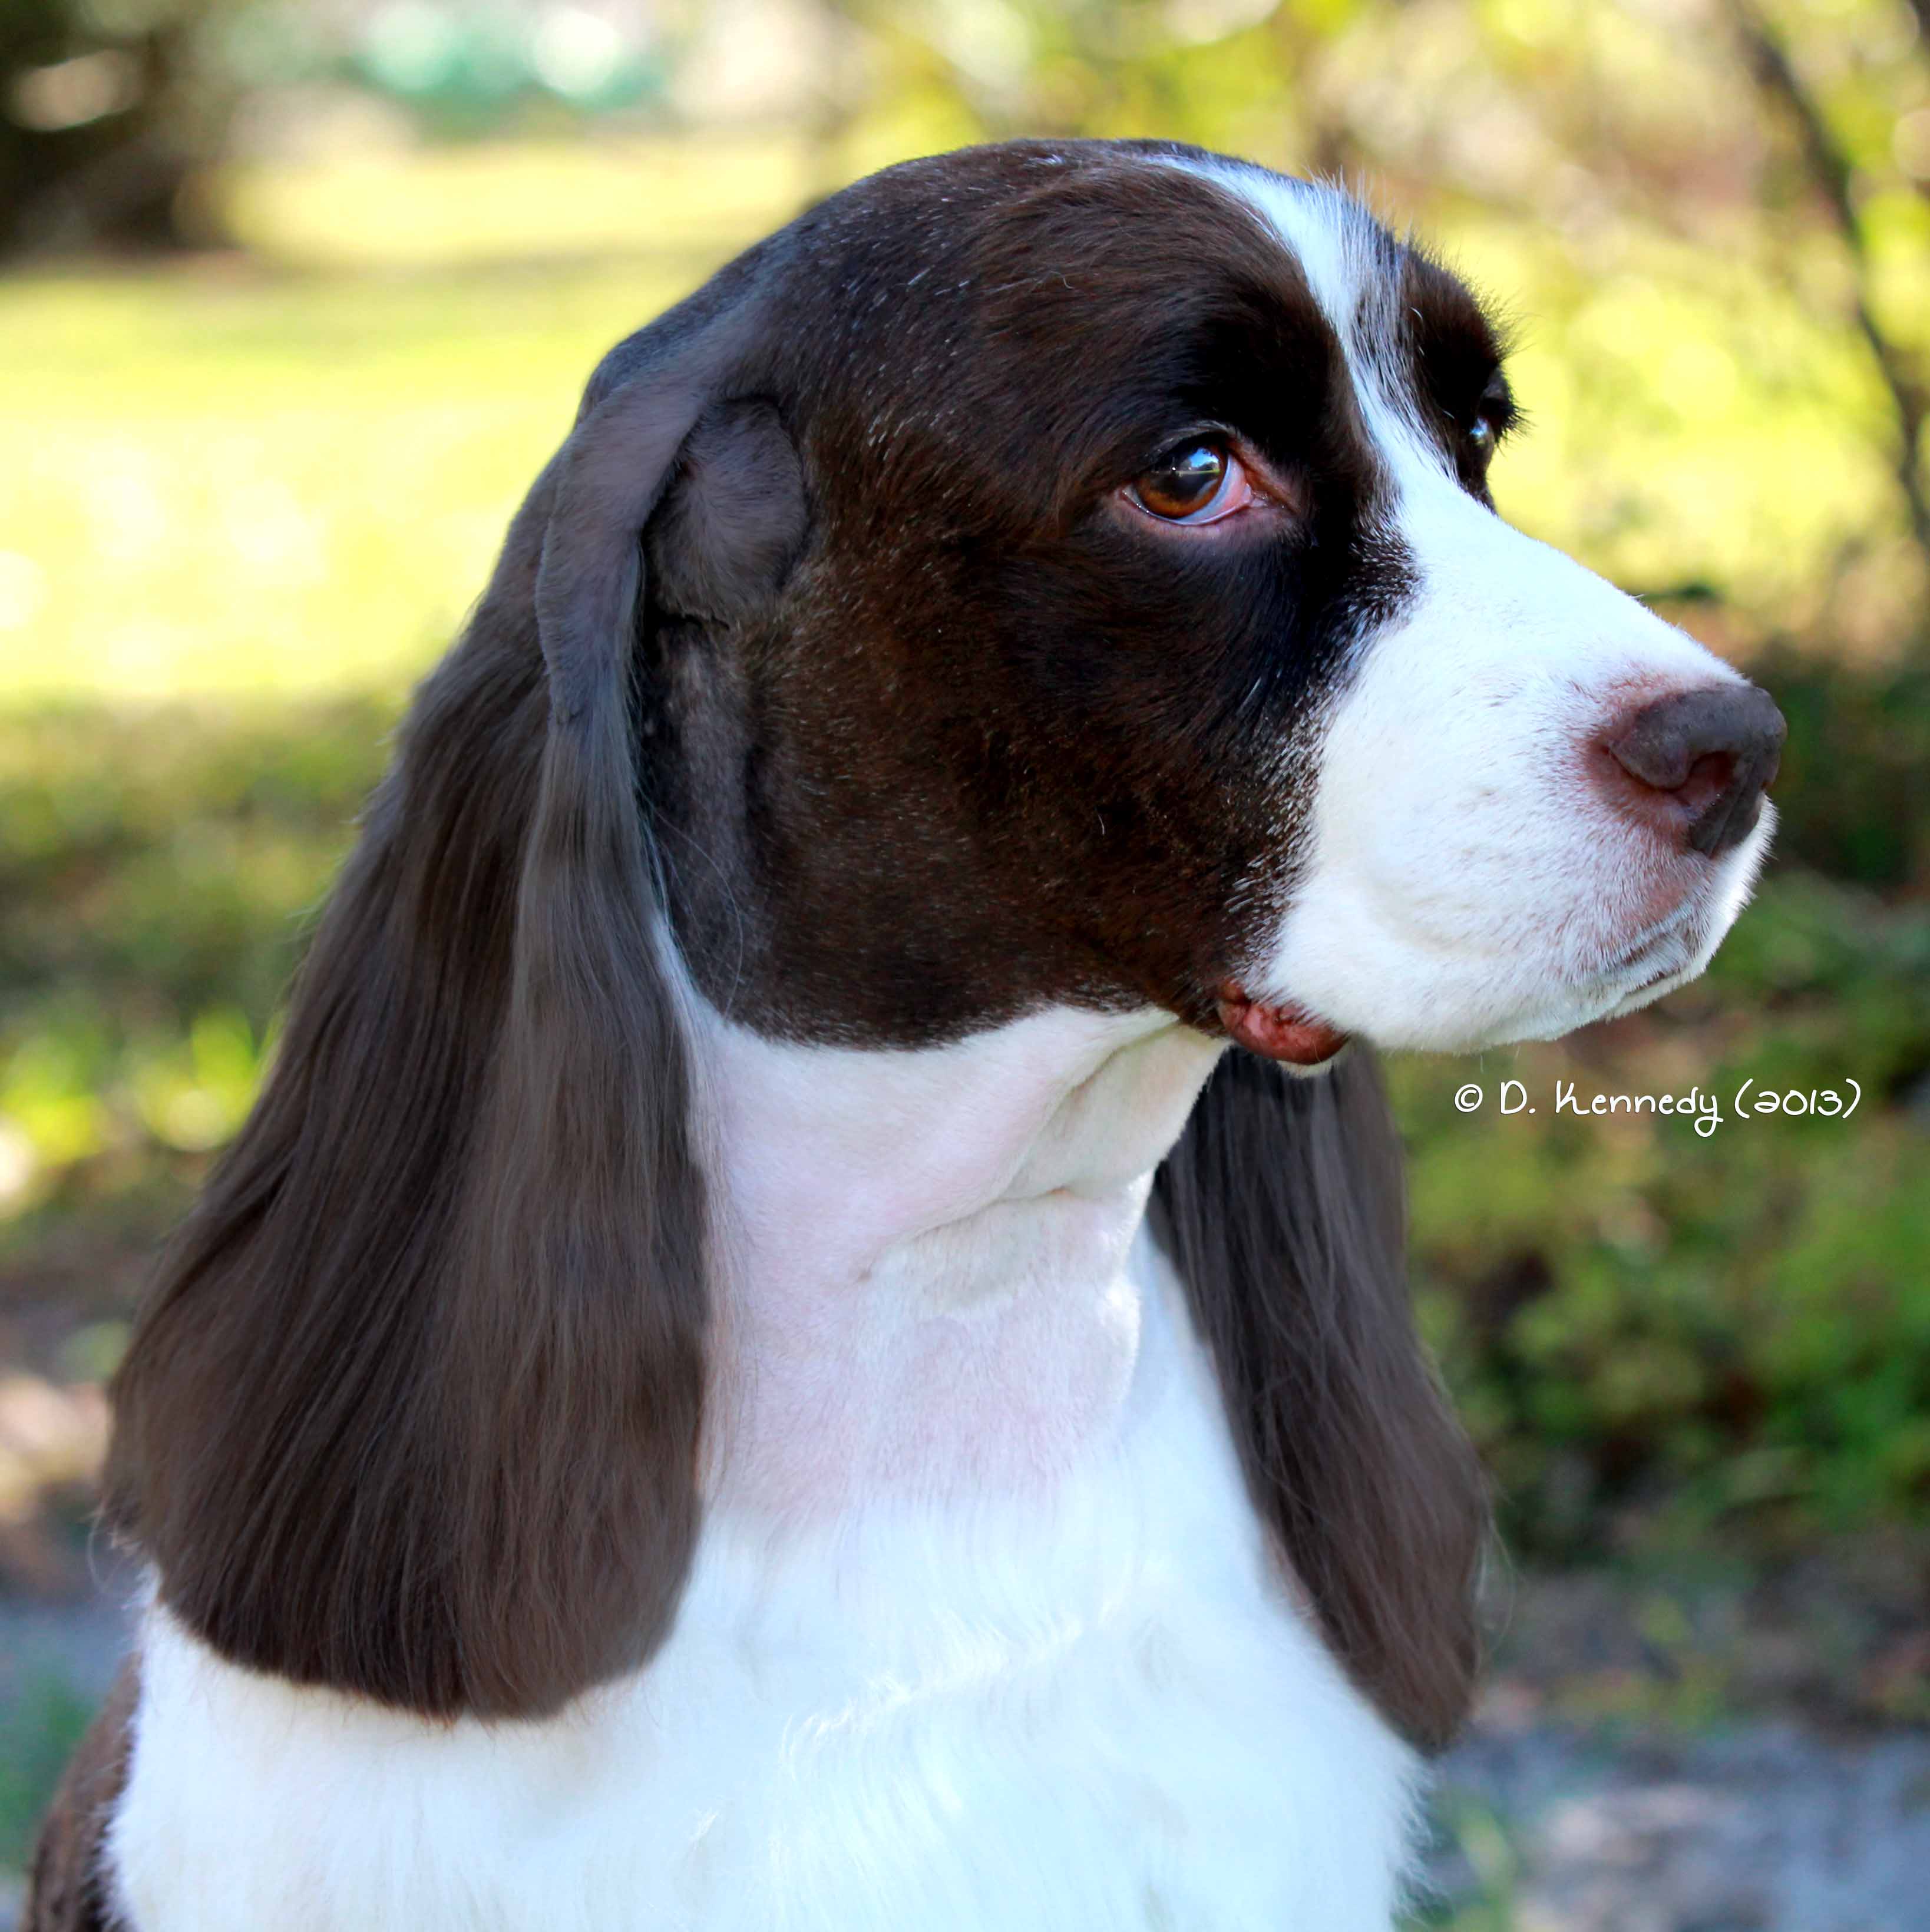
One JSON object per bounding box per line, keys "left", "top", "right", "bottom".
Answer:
{"left": 1677, "top": 748, "right": 1739, "bottom": 822}
{"left": 1599, "top": 682, "right": 1786, "bottom": 859}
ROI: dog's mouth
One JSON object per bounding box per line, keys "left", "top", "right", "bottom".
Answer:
{"left": 1215, "top": 983, "right": 1350, "bottom": 1067}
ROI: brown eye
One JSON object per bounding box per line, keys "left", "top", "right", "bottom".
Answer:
{"left": 1132, "top": 441, "right": 1234, "bottom": 522}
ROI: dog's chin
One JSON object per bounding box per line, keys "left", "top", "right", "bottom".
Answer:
{"left": 1382, "top": 894, "right": 1751, "bottom": 1054}
{"left": 1260, "top": 812, "right": 1777, "bottom": 1060}
{"left": 1229, "top": 942, "right": 1708, "bottom": 1061}
{"left": 1493, "top": 833, "right": 1772, "bottom": 1048}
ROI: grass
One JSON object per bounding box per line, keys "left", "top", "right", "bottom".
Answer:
{"left": 0, "top": 253, "right": 713, "bottom": 703}
{"left": 0, "top": 131, "right": 821, "bottom": 703}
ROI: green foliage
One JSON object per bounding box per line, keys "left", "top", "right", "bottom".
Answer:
{"left": 1396, "top": 737, "right": 1930, "bottom": 1556}
{"left": 0, "top": 700, "right": 385, "bottom": 1234}
{"left": 1763, "top": 646, "right": 1930, "bottom": 890}
{"left": 0, "top": 1669, "right": 91, "bottom": 1874}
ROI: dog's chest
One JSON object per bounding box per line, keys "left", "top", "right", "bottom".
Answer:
{"left": 108, "top": 1274, "right": 1419, "bottom": 1932}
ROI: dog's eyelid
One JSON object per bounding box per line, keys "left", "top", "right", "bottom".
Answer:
{"left": 1472, "top": 369, "right": 1517, "bottom": 434}
{"left": 1114, "top": 426, "right": 1306, "bottom": 518}
{"left": 1238, "top": 439, "right": 1307, "bottom": 501}
{"left": 1138, "top": 420, "right": 1245, "bottom": 467}
{"left": 1223, "top": 439, "right": 1310, "bottom": 520}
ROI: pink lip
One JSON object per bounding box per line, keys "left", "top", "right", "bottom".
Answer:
{"left": 1214, "top": 984, "right": 1350, "bottom": 1066}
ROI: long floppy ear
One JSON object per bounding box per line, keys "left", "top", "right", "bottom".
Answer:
{"left": 104, "top": 307, "right": 776, "bottom": 1718}
{"left": 1150, "top": 1046, "right": 1488, "bottom": 1752}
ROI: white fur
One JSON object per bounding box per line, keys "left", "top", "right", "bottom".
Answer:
{"left": 111, "top": 1017, "right": 1420, "bottom": 1932}
{"left": 1204, "top": 168, "right": 1773, "bottom": 1049}
{"left": 696, "top": 1006, "right": 1224, "bottom": 1514}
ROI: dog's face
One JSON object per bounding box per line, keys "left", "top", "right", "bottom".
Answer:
{"left": 638, "top": 143, "right": 1780, "bottom": 1060}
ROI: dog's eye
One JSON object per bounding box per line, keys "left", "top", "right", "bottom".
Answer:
{"left": 1129, "top": 439, "right": 1247, "bottom": 524}
{"left": 1464, "top": 372, "right": 1514, "bottom": 467}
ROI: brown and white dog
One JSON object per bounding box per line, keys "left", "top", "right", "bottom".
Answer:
{"left": 31, "top": 140, "right": 1783, "bottom": 1931}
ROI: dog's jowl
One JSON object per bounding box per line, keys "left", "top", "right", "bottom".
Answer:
{"left": 31, "top": 141, "right": 1782, "bottom": 1932}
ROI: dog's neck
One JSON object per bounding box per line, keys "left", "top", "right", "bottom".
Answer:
{"left": 690, "top": 1003, "right": 1225, "bottom": 1518}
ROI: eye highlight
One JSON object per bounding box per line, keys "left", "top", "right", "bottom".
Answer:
{"left": 1128, "top": 438, "right": 1250, "bottom": 525}
{"left": 1464, "top": 372, "right": 1515, "bottom": 467}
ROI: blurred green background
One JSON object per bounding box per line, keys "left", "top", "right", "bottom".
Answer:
{"left": 2, "top": 0, "right": 1928, "bottom": 1902}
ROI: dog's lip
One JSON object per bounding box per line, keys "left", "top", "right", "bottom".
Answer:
{"left": 1214, "top": 983, "right": 1350, "bottom": 1066}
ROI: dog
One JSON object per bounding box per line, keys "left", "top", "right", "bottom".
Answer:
{"left": 29, "top": 139, "right": 1783, "bottom": 1931}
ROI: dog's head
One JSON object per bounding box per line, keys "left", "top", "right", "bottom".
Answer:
{"left": 596, "top": 143, "right": 1779, "bottom": 1063}
{"left": 107, "top": 143, "right": 1779, "bottom": 1754}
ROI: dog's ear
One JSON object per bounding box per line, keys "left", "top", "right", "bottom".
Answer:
{"left": 1151, "top": 1047, "right": 1488, "bottom": 1752}
{"left": 646, "top": 398, "right": 807, "bottom": 627}
{"left": 104, "top": 308, "right": 785, "bottom": 1719}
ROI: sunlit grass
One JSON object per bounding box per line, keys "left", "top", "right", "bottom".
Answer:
{"left": 221, "top": 129, "right": 822, "bottom": 270}
{"left": 1, "top": 257, "right": 728, "bottom": 703}
{"left": 0, "top": 131, "right": 827, "bottom": 704}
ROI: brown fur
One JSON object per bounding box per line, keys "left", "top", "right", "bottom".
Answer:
{"left": 99, "top": 316, "right": 751, "bottom": 1716}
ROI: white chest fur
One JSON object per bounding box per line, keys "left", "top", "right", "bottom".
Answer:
{"left": 108, "top": 1239, "right": 1418, "bottom": 1931}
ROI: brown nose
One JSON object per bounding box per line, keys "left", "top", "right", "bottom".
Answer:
{"left": 1602, "top": 683, "right": 1786, "bottom": 858}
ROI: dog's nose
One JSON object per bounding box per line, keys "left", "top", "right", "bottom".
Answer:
{"left": 1601, "top": 683, "right": 1786, "bottom": 857}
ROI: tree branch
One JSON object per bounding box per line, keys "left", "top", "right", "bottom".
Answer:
{"left": 1727, "top": 0, "right": 1930, "bottom": 568}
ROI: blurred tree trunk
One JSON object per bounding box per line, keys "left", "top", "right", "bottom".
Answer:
{"left": 1727, "top": 0, "right": 1930, "bottom": 578}
{"left": 0, "top": 0, "right": 227, "bottom": 256}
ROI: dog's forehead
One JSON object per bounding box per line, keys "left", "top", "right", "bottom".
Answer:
{"left": 1139, "top": 159, "right": 1509, "bottom": 442}
{"left": 1184, "top": 163, "right": 1409, "bottom": 348}
{"left": 757, "top": 145, "right": 1498, "bottom": 499}
{"left": 802, "top": 149, "right": 1390, "bottom": 371}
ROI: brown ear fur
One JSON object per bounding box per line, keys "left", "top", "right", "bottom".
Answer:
{"left": 1151, "top": 1047, "right": 1488, "bottom": 1752}
{"left": 104, "top": 315, "right": 770, "bottom": 1718}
